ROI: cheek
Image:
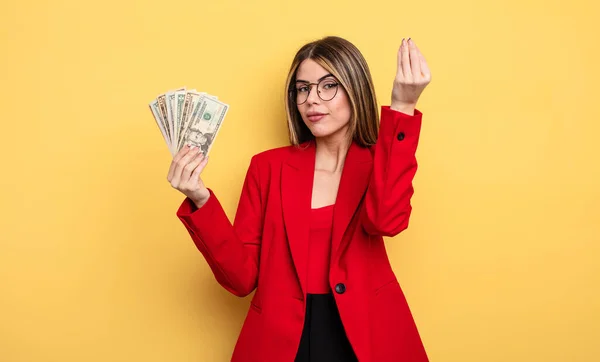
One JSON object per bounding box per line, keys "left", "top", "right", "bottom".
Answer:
{"left": 331, "top": 93, "right": 352, "bottom": 124}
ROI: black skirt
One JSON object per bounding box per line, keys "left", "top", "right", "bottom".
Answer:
{"left": 294, "top": 293, "right": 359, "bottom": 362}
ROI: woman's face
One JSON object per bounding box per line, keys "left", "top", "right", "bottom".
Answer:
{"left": 295, "top": 59, "right": 351, "bottom": 141}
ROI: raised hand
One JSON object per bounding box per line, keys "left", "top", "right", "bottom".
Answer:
{"left": 167, "top": 144, "right": 210, "bottom": 208}
{"left": 391, "top": 38, "right": 432, "bottom": 114}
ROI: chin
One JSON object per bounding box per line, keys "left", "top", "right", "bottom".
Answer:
{"left": 307, "top": 119, "right": 348, "bottom": 137}
{"left": 305, "top": 124, "right": 330, "bottom": 138}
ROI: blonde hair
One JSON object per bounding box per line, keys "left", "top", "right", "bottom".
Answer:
{"left": 284, "top": 36, "right": 379, "bottom": 147}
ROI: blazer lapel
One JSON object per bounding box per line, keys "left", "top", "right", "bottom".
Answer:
{"left": 281, "top": 141, "right": 315, "bottom": 297}
{"left": 331, "top": 142, "right": 373, "bottom": 262}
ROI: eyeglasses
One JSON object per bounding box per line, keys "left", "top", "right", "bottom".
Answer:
{"left": 291, "top": 76, "right": 340, "bottom": 105}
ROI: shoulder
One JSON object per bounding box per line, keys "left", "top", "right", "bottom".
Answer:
{"left": 240, "top": 144, "right": 301, "bottom": 182}
{"left": 250, "top": 142, "right": 310, "bottom": 166}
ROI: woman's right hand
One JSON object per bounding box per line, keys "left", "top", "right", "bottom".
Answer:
{"left": 167, "top": 145, "right": 210, "bottom": 208}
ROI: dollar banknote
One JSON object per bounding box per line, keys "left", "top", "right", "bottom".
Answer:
{"left": 149, "top": 100, "right": 170, "bottom": 151}
{"left": 178, "top": 91, "right": 205, "bottom": 153}
{"left": 174, "top": 89, "right": 186, "bottom": 147}
{"left": 149, "top": 88, "right": 229, "bottom": 157}
{"left": 166, "top": 90, "right": 180, "bottom": 149}
{"left": 156, "top": 94, "right": 172, "bottom": 151}
{"left": 181, "top": 96, "right": 229, "bottom": 156}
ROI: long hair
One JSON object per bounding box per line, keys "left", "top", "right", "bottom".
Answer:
{"left": 284, "top": 36, "right": 379, "bottom": 147}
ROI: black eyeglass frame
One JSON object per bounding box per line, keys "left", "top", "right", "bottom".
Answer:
{"left": 290, "top": 74, "right": 340, "bottom": 105}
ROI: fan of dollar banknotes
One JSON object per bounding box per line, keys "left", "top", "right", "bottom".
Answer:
{"left": 148, "top": 87, "right": 229, "bottom": 157}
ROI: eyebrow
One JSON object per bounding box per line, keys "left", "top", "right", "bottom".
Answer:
{"left": 295, "top": 73, "right": 335, "bottom": 83}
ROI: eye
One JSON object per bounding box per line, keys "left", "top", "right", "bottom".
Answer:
{"left": 296, "top": 85, "right": 309, "bottom": 93}
{"left": 322, "top": 81, "right": 338, "bottom": 90}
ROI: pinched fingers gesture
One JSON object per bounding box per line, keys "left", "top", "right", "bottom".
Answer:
{"left": 392, "top": 38, "right": 432, "bottom": 108}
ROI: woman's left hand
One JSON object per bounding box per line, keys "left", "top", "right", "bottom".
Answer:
{"left": 391, "top": 38, "right": 432, "bottom": 114}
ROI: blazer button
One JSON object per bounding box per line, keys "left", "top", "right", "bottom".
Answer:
{"left": 335, "top": 283, "right": 346, "bottom": 294}
{"left": 397, "top": 132, "right": 405, "bottom": 141}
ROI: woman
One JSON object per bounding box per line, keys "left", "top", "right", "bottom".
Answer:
{"left": 167, "top": 36, "right": 431, "bottom": 362}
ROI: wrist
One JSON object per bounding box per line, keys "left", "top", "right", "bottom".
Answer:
{"left": 390, "top": 102, "right": 416, "bottom": 116}
{"left": 191, "top": 192, "right": 210, "bottom": 209}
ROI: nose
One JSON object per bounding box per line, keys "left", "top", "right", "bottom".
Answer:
{"left": 305, "top": 84, "right": 320, "bottom": 104}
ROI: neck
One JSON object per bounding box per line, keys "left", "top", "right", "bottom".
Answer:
{"left": 314, "top": 131, "right": 351, "bottom": 174}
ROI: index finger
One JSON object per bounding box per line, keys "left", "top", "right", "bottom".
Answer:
{"left": 174, "top": 144, "right": 194, "bottom": 161}
{"left": 408, "top": 39, "right": 422, "bottom": 80}
{"left": 168, "top": 144, "right": 193, "bottom": 181}
{"left": 413, "top": 42, "right": 431, "bottom": 80}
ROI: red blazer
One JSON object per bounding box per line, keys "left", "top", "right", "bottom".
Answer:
{"left": 177, "top": 106, "right": 429, "bottom": 362}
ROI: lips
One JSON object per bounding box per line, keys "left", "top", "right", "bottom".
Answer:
{"left": 306, "top": 112, "right": 327, "bottom": 123}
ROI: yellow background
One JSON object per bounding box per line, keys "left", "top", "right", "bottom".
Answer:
{"left": 1, "top": 0, "right": 599, "bottom": 361}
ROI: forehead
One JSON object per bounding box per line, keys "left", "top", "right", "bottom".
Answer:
{"left": 296, "top": 59, "right": 331, "bottom": 81}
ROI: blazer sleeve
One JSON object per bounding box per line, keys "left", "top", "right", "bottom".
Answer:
{"left": 361, "top": 105, "right": 423, "bottom": 237}
{"left": 176, "top": 156, "right": 262, "bottom": 297}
